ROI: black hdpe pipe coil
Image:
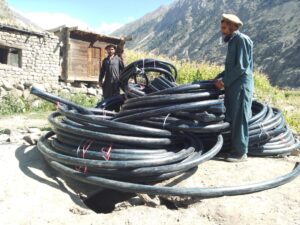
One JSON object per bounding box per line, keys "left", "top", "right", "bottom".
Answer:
{"left": 31, "top": 58, "right": 299, "bottom": 198}
{"left": 48, "top": 157, "right": 300, "bottom": 198}
{"left": 38, "top": 130, "right": 220, "bottom": 182}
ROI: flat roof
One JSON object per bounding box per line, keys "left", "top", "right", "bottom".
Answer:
{"left": 50, "top": 25, "right": 125, "bottom": 44}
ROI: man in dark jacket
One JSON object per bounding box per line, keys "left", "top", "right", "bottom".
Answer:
{"left": 99, "top": 44, "right": 124, "bottom": 99}
{"left": 215, "top": 14, "right": 254, "bottom": 162}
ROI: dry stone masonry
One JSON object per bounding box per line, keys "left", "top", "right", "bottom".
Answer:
{"left": 0, "top": 29, "right": 60, "bottom": 91}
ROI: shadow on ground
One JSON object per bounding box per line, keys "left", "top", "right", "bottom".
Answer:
{"left": 13, "top": 144, "right": 200, "bottom": 213}
{"left": 14, "top": 144, "right": 143, "bottom": 213}
{"left": 14, "top": 144, "right": 97, "bottom": 209}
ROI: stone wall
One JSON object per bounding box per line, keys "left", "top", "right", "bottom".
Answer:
{"left": 0, "top": 29, "right": 60, "bottom": 91}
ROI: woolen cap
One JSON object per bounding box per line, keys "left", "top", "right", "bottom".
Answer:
{"left": 222, "top": 14, "right": 243, "bottom": 26}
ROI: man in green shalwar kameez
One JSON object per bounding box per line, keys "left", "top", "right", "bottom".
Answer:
{"left": 215, "top": 14, "right": 254, "bottom": 162}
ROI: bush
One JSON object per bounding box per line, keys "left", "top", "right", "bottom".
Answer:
{"left": 0, "top": 92, "right": 99, "bottom": 116}
{"left": 123, "top": 50, "right": 300, "bottom": 133}
{"left": 0, "top": 94, "right": 28, "bottom": 115}
{"left": 1, "top": 50, "right": 299, "bottom": 133}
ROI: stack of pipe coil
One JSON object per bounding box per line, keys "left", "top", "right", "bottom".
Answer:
{"left": 31, "top": 58, "right": 300, "bottom": 198}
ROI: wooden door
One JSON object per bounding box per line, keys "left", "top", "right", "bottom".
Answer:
{"left": 87, "top": 47, "right": 102, "bottom": 80}
{"left": 68, "top": 39, "right": 90, "bottom": 81}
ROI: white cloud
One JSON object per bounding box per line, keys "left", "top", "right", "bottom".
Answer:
{"left": 17, "top": 10, "right": 133, "bottom": 35}
{"left": 96, "top": 22, "right": 124, "bottom": 35}
{"left": 22, "top": 12, "right": 91, "bottom": 31}
{"left": 96, "top": 16, "right": 135, "bottom": 35}
{"left": 127, "top": 16, "right": 135, "bottom": 22}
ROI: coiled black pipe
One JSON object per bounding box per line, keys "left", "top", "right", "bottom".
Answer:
{"left": 31, "top": 58, "right": 300, "bottom": 199}
{"left": 49, "top": 160, "right": 300, "bottom": 198}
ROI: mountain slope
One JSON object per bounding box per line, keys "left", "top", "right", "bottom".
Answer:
{"left": 113, "top": 0, "right": 300, "bottom": 87}
{"left": 0, "top": 0, "right": 45, "bottom": 33}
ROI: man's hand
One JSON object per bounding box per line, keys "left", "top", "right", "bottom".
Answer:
{"left": 214, "top": 79, "right": 224, "bottom": 90}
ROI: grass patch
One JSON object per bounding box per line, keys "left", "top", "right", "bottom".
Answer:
{"left": 0, "top": 93, "right": 99, "bottom": 116}
{"left": 124, "top": 50, "right": 300, "bottom": 133}
{"left": 1, "top": 50, "right": 299, "bottom": 133}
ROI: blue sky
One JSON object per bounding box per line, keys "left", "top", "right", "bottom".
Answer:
{"left": 7, "top": 0, "right": 174, "bottom": 34}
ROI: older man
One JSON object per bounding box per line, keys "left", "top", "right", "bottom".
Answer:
{"left": 215, "top": 14, "right": 254, "bottom": 162}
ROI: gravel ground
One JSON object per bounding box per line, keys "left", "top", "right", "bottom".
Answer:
{"left": 0, "top": 142, "right": 299, "bottom": 225}
{"left": 0, "top": 114, "right": 299, "bottom": 225}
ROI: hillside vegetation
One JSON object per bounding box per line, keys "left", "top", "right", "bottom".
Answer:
{"left": 0, "top": 50, "right": 299, "bottom": 133}
{"left": 124, "top": 50, "right": 300, "bottom": 133}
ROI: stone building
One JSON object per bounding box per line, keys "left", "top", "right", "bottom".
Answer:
{"left": 0, "top": 0, "right": 60, "bottom": 93}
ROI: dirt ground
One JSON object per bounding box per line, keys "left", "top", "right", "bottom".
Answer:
{"left": 0, "top": 115, "right": 300, "bottom": 225}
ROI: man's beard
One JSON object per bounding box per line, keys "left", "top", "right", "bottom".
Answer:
{"left": 220, "top": 34, "right": 232, "bottom": 45}
{"left": 223, "top": 34, "right": 232, "bottom": 43}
